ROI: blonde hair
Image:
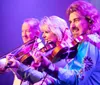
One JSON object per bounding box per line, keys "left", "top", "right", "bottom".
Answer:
{"left": 40, "top": 16, "right": 72, "bottom": 46}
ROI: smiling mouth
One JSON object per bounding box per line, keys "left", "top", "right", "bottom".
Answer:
{"left": 72, "top": 27, "right": 79, "bottom": 33}
{"left": 73, "top": 27, "right": 79, "bottom": 32}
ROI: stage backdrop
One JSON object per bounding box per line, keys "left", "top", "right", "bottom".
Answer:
{"left": 0, "top": 0, "right": 100, "bottom": 85}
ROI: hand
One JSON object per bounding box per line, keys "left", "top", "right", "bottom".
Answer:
{"left": 6, "top": 54, "right": 20, "bottom": 68}
{"left": 6, "top": 58, "right": 20, "bottom": 68}
{"left": 31, "top": 49, "right": 43, "bottom": 63}
{"left": 0, "top": 58, "right": 7, "bottom": 73}
{"left": 41, "top": 56, "right": 51, "bottom": 68}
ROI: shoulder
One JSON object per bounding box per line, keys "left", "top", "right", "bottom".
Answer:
{"left": 87, "top": 33, "right": 100, "bottom": 43}
{"left": 86, "top": 33, "right": 100, "bottom": 49}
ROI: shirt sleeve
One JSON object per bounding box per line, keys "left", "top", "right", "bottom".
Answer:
{"left": 17, "top": 63, "right": 44, "bottom": 84}
{"left": 44, "top": 41, "right": 100, "bottom": 85}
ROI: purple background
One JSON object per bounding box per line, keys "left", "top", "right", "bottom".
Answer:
{"left": 0, "top": 0, "right": 100, "bottom": 85}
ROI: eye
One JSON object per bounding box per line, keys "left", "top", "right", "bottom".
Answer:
{"left": 74, "top": 18, "right": 80, "bottom": 22}
{"left": 69, "top": 20, "right": 72, "bottom": 24}
{"left": 44, "top": 30, "right": 50, "bottom": 34}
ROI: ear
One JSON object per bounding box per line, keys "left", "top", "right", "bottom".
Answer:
{"left": 85, "top": 16, "right": 93, "bottom": 24}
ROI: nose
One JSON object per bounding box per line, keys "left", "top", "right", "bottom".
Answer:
{"left": 70, "top": 22, "right": 76, "bottom": 32}
{"left": 70, "top": 22, "right": 75, "bottom": 29}
{"left": 42, "top": 33, "right": 46, "bottom": 39}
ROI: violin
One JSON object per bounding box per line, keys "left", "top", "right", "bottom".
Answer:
{"left": 47, "top": 35, "right": 84, "bottom": 63}
{"left": 46, "top": 44, "right": 63, "bottom": 62}
{"left": 16, "top": 35, "right": 84, "bottom": 65}
{"left": 1, "top": 37, "right": 37, "bottom": 65}
{"left": 19, "top": 41, "right": 56, "bottom": 65}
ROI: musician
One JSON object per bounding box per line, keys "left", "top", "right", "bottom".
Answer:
{"left": 14, "top": 18, "right": 45, "bottom": 85}
{"left": 36, "top": 1, "right": 100, "bottom": 85}
{"left": 0, "top": 18, "right": 44, "bottom": 85}
{"left": 6, "top": 16, "right": 75, "bottom": 84}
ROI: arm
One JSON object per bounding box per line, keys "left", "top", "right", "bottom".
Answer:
{"left": 17, "top": 63, "right": 44, "bottom": 84}
{"left": 43, "top": 41, "right": 100, "bottom": 85}
{"left": 6, "top": 53, "right": 44, "bottom": 84}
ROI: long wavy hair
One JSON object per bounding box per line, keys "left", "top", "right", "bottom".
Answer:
{"left": 66, "top": 0, "right": 100, "bottom": 35}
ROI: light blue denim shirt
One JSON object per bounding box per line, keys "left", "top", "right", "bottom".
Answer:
{"left": 47, "top": 33, "right": 100, "bottom": 85}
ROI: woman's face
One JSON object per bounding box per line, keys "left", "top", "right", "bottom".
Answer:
{"left": 41, "top": 24, "right": 58, "bottom": 44}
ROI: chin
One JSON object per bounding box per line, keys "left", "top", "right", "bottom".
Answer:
{"left": 73, "top": 34, "right": 79, "bottom": 38}
{"left": 24, "top": 40, "right": 28, "bottom": 43}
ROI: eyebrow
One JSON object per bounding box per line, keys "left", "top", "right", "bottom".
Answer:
{"left": 69, "top": 17, "right": 81, "bottom": 23}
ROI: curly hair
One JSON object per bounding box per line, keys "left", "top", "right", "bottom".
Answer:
{"left": 66, "top": 0, "right": 100, "bottom": 35}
